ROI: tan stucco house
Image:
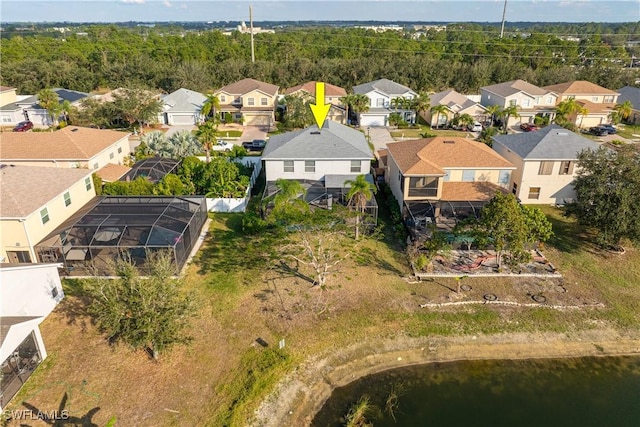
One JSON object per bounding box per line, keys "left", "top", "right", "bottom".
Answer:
{"left": 214, "top": 78, "right": 279, "bottom": 127}
{"left": 480, "top": 80, "right": 558, "bottom": 128}
{"left": 0, "top": 126, "right": 131, "bottom": 169}
{"left": 0, "top": 164, "right": 97, "bottom": 263}
{"left": 425, "top": 89, "right": 488, "bottom": 128}
{"left": 284, "top": 81, "right": 348, "bottom": 124}
{"left": 386, "top": 136, "right": 514, "bottom": 223}
{"left": 491, "top": 124, "right": 601, "bottom": 205}
{"left": 542, "top": 80, "right": 619, "bottom": 129}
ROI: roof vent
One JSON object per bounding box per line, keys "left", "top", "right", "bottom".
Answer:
{"left": 557, "top": 132, "right": 568, "bottom": 136}
{"left": 310, "top": 131, "right": 321, "bottom": 135}
{"left": 71, "top": 128, "right": 79, "bottom": 132}
{"left": 443, "top": 140, "right": 455, "bottom": 144}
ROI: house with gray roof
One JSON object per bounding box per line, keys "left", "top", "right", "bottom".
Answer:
{"left": 262, "top": 121, "right": 376, "bottom": 214}
{"left": 617, "top": 86, "right": 640, "bottom": 124}
{"left": 491, "top": 124, "right": 601, "bottom": 205}
{"left": 353, "top": 78, "right": 418, "bottom": 126}
{"left": 0, "top": 87, "right": 90, "bottom": 128}
{"left": 158, "top": 88, "right": 206, "bottom": 125}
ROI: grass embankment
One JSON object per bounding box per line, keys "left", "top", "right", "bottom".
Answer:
{"left": 389, "top": 125, "right": 470, "bottom": 139}
{"left": 6, "top": 205, "right": 640, "bottom": 426}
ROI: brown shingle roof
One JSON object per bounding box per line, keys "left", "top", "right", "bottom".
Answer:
{"left": 575, "top": 100, "right": 617, "bottom": 114}
{"left": 376, "top": 149, "right": 388, "bottom": 167}
{"left": 0, "top": 164, "right": 94, "bottom": 217}
{"left": 542, "top": 80, "right": 619, "bottom": 95}
{"left": 482, "top": 80, "right": 550, "bottom": 97}
{"left": 96, "top": 163, "right": 131, "bottom": 182}
{"left": 0, "top": 127, "right": 130, "bottom": 161}
{"left": 387, "top": 137, "right": 513, "bottom": 175}
{"left": 441, "top": 182, "right": 508, "bottom": 201}
{"left": 215, "top": 78, "right": 279, "bottom": 96}
{"left": 284, "top": 81, "right": 347, "bottom": 97}
{"left": 0, "top": 86, "right": 16, "bottom": 92}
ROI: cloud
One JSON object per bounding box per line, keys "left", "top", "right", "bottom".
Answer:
{"left": 121, "top": 0, "right": 145, "bottom": 4}
{"left": 163, "top": 0, "right": 172, "bottom": 6}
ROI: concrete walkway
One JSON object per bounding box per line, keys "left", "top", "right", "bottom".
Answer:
{"left": 367, "top": 126, "right": 395, "bottom": 153}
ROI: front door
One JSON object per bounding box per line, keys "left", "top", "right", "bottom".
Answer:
{"left": 6, "top": 251, "right": 32, "bottom": 263}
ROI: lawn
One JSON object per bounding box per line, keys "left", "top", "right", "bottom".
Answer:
{"left": 6, "top": 205, "right": 640, "bottom": 426}
{"left": 615, "top": 123, "right": 640, "bottom": 140}
{"left": 389, "top": 125, "right": 471, "bottom": 139}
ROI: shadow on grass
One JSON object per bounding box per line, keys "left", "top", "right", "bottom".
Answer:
{"left": 354, "top": 246, "right": 405, "bottom": 276}
{"left": 541, "top": 206, "right": 596, "bottom": 255}
{"left": 21, "top": 392, "right": 101, "bottom": 426}
{"left": 58, "top": 279, "right": 94, "bottom": 329}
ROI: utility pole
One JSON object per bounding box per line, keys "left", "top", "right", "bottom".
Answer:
{"left": 500, "top": 0, "right": 508, "bottom": 39}
{"left": 250, "top": 5, "right": 255, "bottom": 63}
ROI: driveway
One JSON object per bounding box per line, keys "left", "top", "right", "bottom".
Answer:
{"left": 164, "top": 125, "right": 196, "bottom": 138}
{"left": 367, "top": 126, "right": 395, "bottom": 153}
{"left": 239, "top": 125, "right": 268, "bottom": 144}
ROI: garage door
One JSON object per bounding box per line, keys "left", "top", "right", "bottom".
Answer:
{"left": 170, "top": 114, "right": 196, "bottom": 125}
{"left": 360, "top": 114, "right": 387, "bottom": 127}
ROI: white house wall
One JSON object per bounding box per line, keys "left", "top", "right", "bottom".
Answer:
{"left": 519, "top": 160, "right": 578, "bottom": 204}
{"left": 386, "top": 156, "right": 405, "bottom": 211}
{"left": 265, "top": 159, "right": 370, "bottom": 182}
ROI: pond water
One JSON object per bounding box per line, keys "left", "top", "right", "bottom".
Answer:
{"left": 312, "top": 356, "right": 640, "bottom": 427}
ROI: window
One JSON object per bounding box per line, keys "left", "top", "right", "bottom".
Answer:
{"left": 443, "top": 170, "right": 450, "bottom": 182}
{"left": 305, "top": 160, "right": 315, "bottom": 173}
{"left": 408, "top": 176, "right": 438, "bottom": 197}
{"left": 232, "top": 97, "right": 241, "bottom": 104}
{"left": 559, "top": 161, "right": 574, "bottom": 175}
{"left": 535, "top": 97, "right": 541, "bottom": 105}
{"left": 109, "top": 152, "right": 114, "bottom": 159}
{"left": 283, "top": 160, "right": 294, "bottom": 173}
{"left": 261, "top": 97, "right": 268, "bottom": 106}
{"left": 547, "top": 96, "right": 554, "bottom": 104}
{"left": 522, "top": 99, "right": 530, "bottom": 107}
{"left": 220, "top": 95, "right": 226, "bottom": 102}
{"left": 604, "top": 96, "right": 614, "bottom": 103}
{"left": 376, "top": 98, "right": 384, "bottom": 107}
{"left": 528, "top": 187, "right": 541, "bottom": 200}
{"left": 509, "top": 99, "right": 517, "bottom": 107}
{"left": 512, "top": 182, "right": 518, "bottom": 194}
{"left": 591, "top": 96, "right": 599, "bottom": 102}
{"left": 40, "top": 208, "right": 50, "bottom": 224}
{"left": 567, "top": 95, "right": 575, "bottom": 100}
{"left": 350, "top": 160, "right": 361, "bottom": 173}
{"left": 118, "top": 147, "right": 122, "bottom": 154}
{"left": 85, "top": 177, "right": 92, "bottom": 191}
{"left": 64, "top": 192, "right": 71, "bottom": 207}
{"left": 462, "top": 170, "right": 475, "bottom": 182}
{"left": 538, "top": 161, "right": 554, "bottom": 175}
{"left": 93, "top": 162, "right": 99, "bottom": 169}
{"left": 247, "top": 97, "right": 255, "bottom": 106}
{"left": 1, "top": 116, "right": 11, "bottom": 123}
{"left": 234, "top": 113, "right": 242, "bottom": 120}
{"left": 499, "top": 170, "right": 511, "bottom": 185}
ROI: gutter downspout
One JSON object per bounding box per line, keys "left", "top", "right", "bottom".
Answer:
{"left": 20, "top": 218, "right": 36, "bottom": 263}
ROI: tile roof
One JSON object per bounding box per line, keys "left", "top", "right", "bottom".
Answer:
{"left": 262, "top": 120, "right": 372, "bottom": 160}
{"left": 0, "top": 164, "right": 94, "bottom": 218}
{"left": 0, "top": 86, "right": 16, "bottom": 93}
{"left": 441, "top": 182, "right": 508, "bottom": 201}
{"left": 429, "top": 89, "right": 483, "bottom": 113}
{"left": 542, "top": 80, "right": 619, "bottom": 95}
{"left": 215, "top": 78, "right": 279, "bottom": 96}
{"left": 284, "top": 81, "right": 347, "bottom": 97}
{"left": 96, "top": 163, "right": 131, "bottom": 182}
{"left": 161, "top": 88, "right": 206, "bottom": 112}
{"left": 617, "top": 86, "right": 640, "bottom": 109}
{"left": 387, "top": 136, "right": 514, "bottom": 175}
{"left": 491, "top": 124, "right": 601, "bottom": 160}
{"left": 353, "top": 78, "right": 416, "bottom": 96}
{"left": 0, "top": 126, "right": 130, "bottom": 161}
{"left": 481, "top": 80, "right": 549, "bottom": 97}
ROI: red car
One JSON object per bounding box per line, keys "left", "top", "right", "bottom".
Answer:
{"left": 13, "top": 121, "right": 33, "bottom": 132}
{"left": 519, "top": 123, "right": 538, "bottom": 132}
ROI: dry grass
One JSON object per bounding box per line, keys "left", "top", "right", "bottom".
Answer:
{"left": 5, "top": 207, "right": 640, "bottom": 426}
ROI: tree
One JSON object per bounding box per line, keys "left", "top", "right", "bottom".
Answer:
{"left": 485, "top": 104, "right": 502, "bottom": 127}
{"left": 37, "top": 88, "right": 61, "bottom": 127}
{"left": 344, "top": 174, "right": 377, "bottom": 240}
{"left": 341, "top": 94, "right": 370, "bottom": 126}
{"left": 88, "top": 251, "right": 194, "bottom": 360}
{"left": 140, "top": 131, "right": 170, "bottom": 157}
{"left": 200, "top": 94, "right": 220, "bottom": 122}
{"left": 611, "top": 100, "right": 633, "bottom": 124}
{"left": 267, "top": 179, "right": 309, "bottom": 222}
{"left": 111, "top": 88, "right": 163, "bottom": 129}
{"left": 167, "top": 130, "right": 201, "bottom": 158}
{"left": 429, "top": 104, "right": 449, "bottom": 128}
{"left": 195, "top": 120, "right": 218, "bottom": 163}
{"left": 566, "top": 146, "right": 640, "bottom": 249}
{"left": 500, "top": 104, "right": 520, "bottom": 134}
{"left": 477, "top": 126, "right": 499, "bottom": 146}
{"left": 521, "top": 205, "right": 554, "bottom": 248}
{"left": 154, "top": 173, "right": 187, "bottom": 195}
{"left": 410, "top": 93, "right": 430, "bottom": 125}
{"left": 279, "top": 94, "right": 313, "bottom": 129}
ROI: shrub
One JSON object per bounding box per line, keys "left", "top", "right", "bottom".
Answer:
{"left": 414, "top": 253, "right": 429, "bottom": 271}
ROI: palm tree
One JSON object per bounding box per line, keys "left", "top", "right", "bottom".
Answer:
{"left": 411, "top": 93, "right": 430, "bottom": 125}
{"left": 429, "top": 104, "right": 449, "bottom": 129}
{"left": 341, "top": 94, "right": 370, "bottom": 126}
{"left": 168, "top": 130, "right": 200, "bottom": 158}
{"left": 200, "top": 94, "right": 220, "bottom": 122}
{"left": 500, "top": 104, "right": 520, "bottom": 134}
{"left": 267, "top": 179, "right": 309, "bottom": 221}
{"left": 37, "top": 88, "right": 61, "bottom": 127}
{"left": 484, "top": 105, "right": 502, "bottom": 127}
{"left": 554, "top": 98, "right": 581, "bottom": 125}
{"left": 456, "top": 113, "right": 475, "bottom": 130}
{"left": 195, "top": 120, "right": 218, "bottom": 163}
{"left": 578, "top": 106, "right": 589, "bottom": 129}
{"left": 345, "top": 174, "right": 377, "bottom": 240}
{"left": 613, "top": 100, "right": 633, "bottom": 124}
{"left": 141, "top": 131, "right": 170, "bottom": 157}
{"left": 60, "top": 99, "right": 74, "bottom": 125}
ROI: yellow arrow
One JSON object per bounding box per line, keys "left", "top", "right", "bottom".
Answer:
{"left": 310, "top": 82, "right": 331, "bottom": 129}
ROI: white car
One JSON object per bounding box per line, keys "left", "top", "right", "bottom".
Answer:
{"left": 471, "top": 122, "right": 483, "bottom": 132}
{"left": 211, "top": 140, "right": 234, "bottom": 152}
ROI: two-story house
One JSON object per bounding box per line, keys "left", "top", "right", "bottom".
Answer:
{"left": 158, "top": 88, "right": 206, "bottom": 125}
{"left": 386, "top": 137, "right": 514, "bottom": 227}
{"left": 0, "top": 87, "right": 90, "bottom": 128}
{"left": 480, "top": 80, "right": 558, "bottom": 128}
{"left": 0, "top": 126, "right": 131, "bottom": 170}
{"left": 543, "top": 80, "right": 619, "bottom": 128}
{"left": 214, "top": 78, "right": 279, "bottom": 127}
{"left": 353, "top": 78, "right": 418, "bottom": 126}
{"left": 1, "top": 263, "right": 64, "bottom": 410}
{"left": 491, "top": 124, "right": 601, "bottom": 205}
{"left": 425, "top": 89, "right": 488, "bottom": 128}
{"left": 0, "top": 164, "right": 97, "bottom": 264}
{"left": 283, "top": 81, "right": 347, "bottom": 124}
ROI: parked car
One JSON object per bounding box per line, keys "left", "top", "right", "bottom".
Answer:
{"left": 242, "top": 139, "right": 267, "bottom": 152}
{"left": 520, "top": 123, "right": 538, "bottom": 132}
{"left": 211, "top": 140, "right": 234, "bottom": 152}
{"left": 588, "top": 126, "right": 609, "bottom": 136}
{"left": 470, "top": 122, "right": 483, "bottom": 132}
{"left": 598, "top": 124, "right": 617, "bottom": 134}
{"left": 13, "top": 121, "right": 33, "bottom": 132}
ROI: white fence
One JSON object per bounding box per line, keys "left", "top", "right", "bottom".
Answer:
{"left": 205, "top": 157, "right": 262, "bottom": 213}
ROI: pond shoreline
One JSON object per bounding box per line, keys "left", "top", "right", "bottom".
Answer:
{"left": 253, "top": 330, "right": 640, "bottom": 427}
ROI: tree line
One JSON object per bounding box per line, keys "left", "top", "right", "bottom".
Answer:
{"left": 1, "top": 24, "right": 639, "bottom": 95}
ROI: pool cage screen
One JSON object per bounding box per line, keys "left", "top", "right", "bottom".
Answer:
{"left": 36, "top": 196, "right": 207, "bottom": 276}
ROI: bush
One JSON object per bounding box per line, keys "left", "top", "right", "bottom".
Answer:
{"left": 379, "top": 183, "right": 407, "bottom": 241}
{"left": 414, "top": 253, "right": 429, "bottom": 271}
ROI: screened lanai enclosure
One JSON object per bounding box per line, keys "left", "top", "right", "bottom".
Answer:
{"left": 36, "top": 196, "right": 207, "bottom": 276}
{"left": 121, "top": 157, "right": 180, "bottom": 183}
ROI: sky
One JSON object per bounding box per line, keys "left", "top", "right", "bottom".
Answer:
{"left": 1, "top": 0, "right": 638, "bottom": 23}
